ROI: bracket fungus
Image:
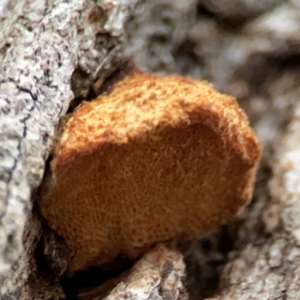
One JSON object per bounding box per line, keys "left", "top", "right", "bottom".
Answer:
{"left": 40, "top": 72, "right": 261, "bottom": 274}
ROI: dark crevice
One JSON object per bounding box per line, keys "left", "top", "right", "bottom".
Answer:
{"left": 69, "top": 65, "right": 92, "bottom": 105}
{"left": 61, "top": 258, "right": 134, "bottom": 299}
{"left": 196, "top": 2, "right": 250, "bottom": 32}
{"left": 184, "top": 227, "right": 234, "bottom": 300}
{"left": 172, "top": 39, "right": 205, "bottom": 76}
{"left": 68, "top": 59, "right": 138, "bottom": 114}
{"left": 66, "top": 93, "right": 86, "bottom": 114}
{"left": 235, "top": 52, "right": 300, "bottom": 95}
{"left": 196, "top": 0, "right": 281, "bottom": 32}
{"left": 94, "top": 59, "right": 140, "bottom": 96}
{"left": 28, "top": 225, "right": 61, "bottom": 295}
{"left": 196, "top": 3, "right": 215, "bottom": 19}
{"left": 95, "top": 32, "right": 115, "bottom": 52}
{"left": 38, "top": 154, "right": 54, "bottom": 200}
{"left": 267, "top": 53, "right": 300, "bottom": 69}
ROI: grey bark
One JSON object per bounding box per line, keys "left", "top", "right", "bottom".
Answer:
{"left": 0, "top": 0, "right": 138, "bottom": 298}
{"left": 78, "top": 245, "right": 188, "bottom": 300}
{"left": 114, "top": 1, "right": 300, "bottom": 299}
{"left": 1, "top": 0, "right": 300, "bottom": 299}
{"left": 213, "top": 101, "right": 300, "bottom": 300}
{"left": 132, "top": 1, "right": 300, "bottom": 299}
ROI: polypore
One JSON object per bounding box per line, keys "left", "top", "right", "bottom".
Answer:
{"left": 40, "top": 72, "right": 261, "bottom": 274}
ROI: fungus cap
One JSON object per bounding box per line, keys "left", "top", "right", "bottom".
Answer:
{"left": 40, "top": 73, "right": 261, "bottom": 273}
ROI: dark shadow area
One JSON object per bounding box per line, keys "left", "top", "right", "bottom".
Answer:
{"left": 68, "top": 59, "right": 137, "bottom": 114}
{"left": 235, "top": 51, "right": 300, "bottom": 96}
{"left": 196, "top": 1, "right": 279, "bottom": 32}
{"left": 197, "top": 2, "right": 250, "bottom": 32}
{"left": 61, "top": 258, "right": 134, "bottom": 299}
{"left": 172, "top": 39, "right": 205, "bottom": 76}
{"left": 183, "top": 227, "right": 234, "bottom": 300}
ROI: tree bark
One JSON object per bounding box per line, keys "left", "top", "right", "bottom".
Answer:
{"left": 78, "top": 245, "right": 188, "bottom": 300}
{"left": 0, "top": 0, "right": 138, "bottom": 298}
{"left": 1, "top": 0, "right": 300, "bottom": 299}
{"left": 123, "top": 2, "right": 300, "bottom": 298}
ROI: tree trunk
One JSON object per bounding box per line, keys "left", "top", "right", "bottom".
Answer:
{"left": 1, "top": 0, "right": 300, "bottom": 299}
{"left": 0, "top": 0, "right": 138, "bottom": 298}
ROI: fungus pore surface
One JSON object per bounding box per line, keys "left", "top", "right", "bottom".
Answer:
{"left": 40, "top": 73, "right": 261, "bottom": 273}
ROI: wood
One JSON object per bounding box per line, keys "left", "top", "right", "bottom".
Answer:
{"left": 78, "top": 245, "right": 188, "bottom": 300}
{"left": 0, "top": 0, "right": 138, "bottom": 298}
{"left": 1, "top": 0, "right": 300, "bottom": 299}
{"left": 213, "top": 103, "right": 300, "bottom": 299}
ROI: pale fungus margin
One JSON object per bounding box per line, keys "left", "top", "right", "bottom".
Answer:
{"left": 39, "top": 72, "right": 261, "bottom": 274}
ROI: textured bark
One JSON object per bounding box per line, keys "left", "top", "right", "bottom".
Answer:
{"left": 78, "top": 245, "right": 188, "bottom": 300}
{"left": 213, "top": 99, "right": 300, "bottom": 300}
{"left": 1, "top": 0, "right": 300, "bottom": 299}
{"left": 104, "top": 245, "right": 188, "bottom": 300}
{"left": 0, "top": 0, "right": 138, "bottom": 298}
{"left": 122, "top": 1, "right": 300, "bottom": 299}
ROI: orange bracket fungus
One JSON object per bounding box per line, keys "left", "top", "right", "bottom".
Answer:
{"left": 40, "top": 72, "right": 261, "bottom": 274}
